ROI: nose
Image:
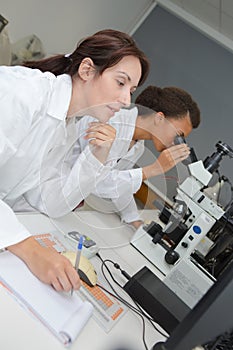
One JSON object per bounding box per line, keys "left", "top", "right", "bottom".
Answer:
{"left": 119, "top": 89, "right": 131, "bottom": 107}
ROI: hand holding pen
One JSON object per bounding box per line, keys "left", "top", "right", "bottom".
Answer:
{"left": 71, "top": 235, "right": 83, "bottom": 295}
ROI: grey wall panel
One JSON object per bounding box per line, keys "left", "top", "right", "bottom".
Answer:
{"left": 133, "top": 6, "right": 233, "bottom": 202}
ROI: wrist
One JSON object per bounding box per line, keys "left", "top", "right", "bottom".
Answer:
{"left": 130, "top": 220, "right": 144, "bottom": 229}
{"left": 142, "top": 163, "right": 160, "bottom": 180}
{"left": 91, "top": 145, "right": 110, "bottom": 164}
{"left": 7, "top": 236, "right": 40, "bottom": 262}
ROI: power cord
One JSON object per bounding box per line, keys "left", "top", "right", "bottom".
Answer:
{"left": 97, "top": 255, "right": 167, "bottom": 332}
{"left": 96, "top": 253, "right": 149, "bottom": 350}
{"left": 98, "top": 254, "right": 168, "bottom": 337}
{"left": 96, "top": 252, "right": 168, "bottom": 350}
{"left": 96, "top": 282, "right": 149, "bottom": 350}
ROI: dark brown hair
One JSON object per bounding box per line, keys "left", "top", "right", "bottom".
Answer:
{"left": 23, "top": 29, "right": 150, "bottom": 86}
{"left": 135, "top": 85, "right": 201, "bottom": 128}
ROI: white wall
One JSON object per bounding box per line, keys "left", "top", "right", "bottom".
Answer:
{"left": 1, "top": 0, "right": 153, "bottom": 55}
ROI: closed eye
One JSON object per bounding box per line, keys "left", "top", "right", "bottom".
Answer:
{"left": 117, "top": 80, "right": 125, "bottom": 86}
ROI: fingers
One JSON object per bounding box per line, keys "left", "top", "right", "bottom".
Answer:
{"left": 51, "top": 256, "right": 81, "bottom": 292}
{"left": 51, "top": 266, "right": 81, "bottom": 292}
{"left": 84, "top": 123, "right": 116, "bottom": 142}
{"left": 169, "top": 143, "right": 190, "bottom": 153}
{"left": 167, "top": 144, "right": 190, "bottom": 163}
{"left": 65, "top": 265, "right": 82, "bottom": 291}
{"left": 85, "top": 131, "right": 114, "bottom": 142}
{"left": 87, "top": 121, "right": 113, "bottom": 129}
{"left": 156, "top": 144, "right": 191, "bottom": 173}
{"left": 51, "top": 276, "right": 64, "bottom": 292}
{"left": 86, "top": 122, "right": 115, "bottom": 135}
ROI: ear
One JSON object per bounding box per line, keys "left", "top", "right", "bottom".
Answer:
{"left": 78, "top": 58, "right": 95, "bottom": 81}
{"left": 154, "top": 112, "right": 165, "bottom": 126}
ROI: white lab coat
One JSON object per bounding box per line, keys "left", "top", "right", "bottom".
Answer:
{"left": 0, "top": 65, "right": 111, "bottom": 249}
{"left": 73, "top": 108, "right": 145, "bottom": 223}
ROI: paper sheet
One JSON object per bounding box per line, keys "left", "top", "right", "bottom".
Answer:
{"left": 0, "top": 251, "right": 93, "bottom": 346}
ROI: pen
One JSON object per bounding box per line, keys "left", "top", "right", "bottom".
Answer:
{"left": 71, "top": 235, "right": 83, "bottom": 296}
{"left": 75, "top": 235, "right": 83, "bottom": 271}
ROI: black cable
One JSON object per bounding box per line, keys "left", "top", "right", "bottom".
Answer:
{"left": 101, "top": 259, "right": 165, "bottom": 335}
{"left": 96, "top": 252, "right": 168, "bottom": 339}
{"left": 97, "top": 256, "right": 149, "bottom": 350}
{"left": 97, "top": 253, "right": 152, "bottom": 318}
{"left": 96, "top": 283, "right": 149, "bottom": 350}
{"left": 98, "top": 261, "right": 158, "bottom": 325}
{"left": 96, "top": 253, "right": 168, "bottom": 328}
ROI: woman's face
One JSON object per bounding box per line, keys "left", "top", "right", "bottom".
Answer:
{"left": 79, "top": 55, "right": 142, "bottom": 122}
{"left": 152, "top": 114, "right": 193, "bottom": 152}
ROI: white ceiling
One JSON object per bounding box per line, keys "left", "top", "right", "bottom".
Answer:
{"left": 169, "top": 0, "right": 233, "bottom": 42}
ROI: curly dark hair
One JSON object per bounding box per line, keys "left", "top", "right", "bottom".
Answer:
{"left": 135, "top": 85, "right": 200, "bottom": 128}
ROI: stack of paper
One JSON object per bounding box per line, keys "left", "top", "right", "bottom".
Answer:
{"left": 0, "top": 251, "right": 93, "bottom": 346}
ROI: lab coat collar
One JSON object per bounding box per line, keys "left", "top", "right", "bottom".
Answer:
{"left": 47, "top": 74, "right": 72, "bottom": 121}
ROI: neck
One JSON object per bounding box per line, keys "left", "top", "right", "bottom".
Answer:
{"left": 133, "top": 116, "right": 153, "bottom": 141}
{"left": 67, "top": 78, "right": 89, "bottom": 118}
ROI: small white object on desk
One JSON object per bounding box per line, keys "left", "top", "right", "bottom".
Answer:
{"left": 65, "top": 231, "right": 99, "bottom": 259}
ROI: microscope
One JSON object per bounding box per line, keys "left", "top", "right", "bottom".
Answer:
{"left": 131, "top": 139, "right": 233, "bottom": 309}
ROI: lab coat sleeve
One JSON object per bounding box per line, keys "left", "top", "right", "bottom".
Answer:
{"left": 0, "top": 71, "right": 41, "bottom": 248}
{"left": 92, "top": 167, "right": 143, "bottom": 198}
{"left": 24, "top": 145, "right": 112, "bottom": 218}
{"left": 0, "top": 133, "right": 32, "bottom": 247}
{"left": 111, "top": 194, "right": 141, "bottom": 223}
{"left": 0, "top": 200, "right": 31, "bottom": 249}
{"left": 91, "top": 167, "right": 143, "bottom": 223}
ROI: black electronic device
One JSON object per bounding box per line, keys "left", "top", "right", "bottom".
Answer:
{"left": 152, "top": 260, "right": 233, "bottom": 350}
{"left": 123, "top": 266, "right": 190, "bottom": 333}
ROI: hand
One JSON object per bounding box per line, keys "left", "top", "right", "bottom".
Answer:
{"left": 156, "top": 143, "right": 190, "bottom": 172}
{"left": 129, "top": 220, "right": 144, "bottom": 229}
{"left": 142, "top": 144, "right": 190, "bottom": 180}
{"left": 7, "top": 237, "right": 81, "bottom": 292}
{"left": 84, "top": 122, "right": 116, "bottom": 163}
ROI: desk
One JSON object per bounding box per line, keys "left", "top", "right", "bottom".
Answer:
{"left": 1, "top": 210, "right": 166, "bottom": 350}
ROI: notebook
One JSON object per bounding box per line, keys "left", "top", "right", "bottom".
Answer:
{"left": 33, "top": 231, "right": 127, "bottom": 332}
{"left": 0, "top": 251, "right": 93, "bottom": 347}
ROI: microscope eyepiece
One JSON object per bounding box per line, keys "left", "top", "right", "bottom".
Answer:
{"left": 174, "top": 135, "right": 198, "bottom": 165}
{"left": 204, "top": 141, "right": 233, "bottom": 173}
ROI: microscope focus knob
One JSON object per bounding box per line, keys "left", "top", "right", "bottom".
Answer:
{"left": 165, "top": 250, "right": 180, "bottom": 265}
{"left": 181, "top": 242, "right": 188, "bottom": 248}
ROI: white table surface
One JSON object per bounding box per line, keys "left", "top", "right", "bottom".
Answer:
{"left": 1, "top": 209, "right": 167, "bottom": 350}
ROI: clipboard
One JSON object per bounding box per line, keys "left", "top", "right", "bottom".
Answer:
{"left": 0, "top": 251, "right": 93, "bottom": 347}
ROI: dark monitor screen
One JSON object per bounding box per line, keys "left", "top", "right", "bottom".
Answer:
{"left": 152, "top": 260, "right": 233, "bottom": 350}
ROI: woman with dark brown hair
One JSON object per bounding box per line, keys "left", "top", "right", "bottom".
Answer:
{"left": 0, "top": 29, "right": 149, "bottom": 292}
